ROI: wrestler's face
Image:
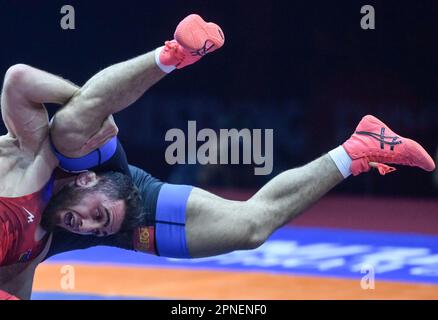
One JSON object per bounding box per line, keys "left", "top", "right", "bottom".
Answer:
{"left": 56, "top": 191, "right": 126, "bottom": 237}
{"left": 42, "top": 171, "right": 137, "bottom": 236}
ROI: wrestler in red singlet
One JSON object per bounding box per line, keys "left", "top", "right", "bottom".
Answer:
{"left": 0, "top": 177, "right": 53, "bottom": 266}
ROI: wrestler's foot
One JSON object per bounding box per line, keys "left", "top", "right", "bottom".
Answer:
{"left": 343, "top": 115, "right": 435, "bottom": 176}
{"left": 158, "top": 14, "right": 225, "bottom": 70}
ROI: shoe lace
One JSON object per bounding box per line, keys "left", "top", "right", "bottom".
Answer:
{"left": 370, "top": 162, "right": 397, "bottom": 175}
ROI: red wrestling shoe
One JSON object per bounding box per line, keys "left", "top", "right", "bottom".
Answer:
{"left": 159, "top": 14, "right": 225, "bottom": 69}
{"left": 343, "top": 115, "right": 435, "bottom": 176}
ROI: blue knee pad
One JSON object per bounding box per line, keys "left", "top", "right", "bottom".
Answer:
{"left": 155, "top": 184, "right": 194, "bottom": 258}
{"left": 50, "top": 136, "right": 118, "bottom": 172}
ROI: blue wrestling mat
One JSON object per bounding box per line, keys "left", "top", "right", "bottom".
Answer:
{"left": 43, "top": 226, "right": 438, "bottom": 285}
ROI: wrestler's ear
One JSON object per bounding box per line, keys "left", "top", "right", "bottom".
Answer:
{"left": 75, "top": 171, "right": 98, "bottom": 188}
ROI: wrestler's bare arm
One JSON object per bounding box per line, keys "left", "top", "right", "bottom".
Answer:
{"left": 1, "top": 64, "right": 78, "bottom": 147}
{"left": 50, "top": 51, "right": 166, "bottom": 157}
{"left": 0, "top": 64, "right": 79, "bottom": 195}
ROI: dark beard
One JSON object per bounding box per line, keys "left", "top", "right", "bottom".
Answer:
{"left": 41, "top": 183, "right": 89, "bottom": 232}
{"left": 41, "top": 171, "right": 140, "bottom": 233}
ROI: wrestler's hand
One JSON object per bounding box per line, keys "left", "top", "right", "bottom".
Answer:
{"left": 80, "top": 115, "right": 119, "bottom": 154}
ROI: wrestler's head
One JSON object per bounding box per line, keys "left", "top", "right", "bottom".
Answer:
{"left": 42, "top": 171, "right": 143, "bottom": 236}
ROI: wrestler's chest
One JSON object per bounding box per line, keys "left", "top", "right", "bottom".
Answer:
{"left": 0, "top": 156, "right": 30, "bottom": 195}
{"left": 0, "top": 137, "right": 55, "bottom": 197}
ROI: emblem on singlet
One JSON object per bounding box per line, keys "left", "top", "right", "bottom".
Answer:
{"left": 22, "top": 207, "right": 35, "bottom": 224}
{"left": 133, "top": 226, "right": 156, "bottom": 255}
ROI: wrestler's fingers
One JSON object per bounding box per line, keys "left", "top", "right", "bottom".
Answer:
{"left": 82, "top": 115, "right": 119, "bottom": 151}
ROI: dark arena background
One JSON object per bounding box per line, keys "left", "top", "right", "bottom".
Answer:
{"left": 1, "top": 0, "right": 438, "bottom": 300}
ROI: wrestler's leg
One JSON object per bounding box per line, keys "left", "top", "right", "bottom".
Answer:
{"left": 143, "top": 116, "right": 433, "bottom": 259}
{"left": 50, "top": 14, "right": 224, "bottom": 158}
{"left": 50, "top": 50, "right": 166, "bottom": 158}
{"left": 185, "top": 154, "right": 342, "bottom": 257}
{"left": 179, "top": 115, "right": 434, "bottom": 258}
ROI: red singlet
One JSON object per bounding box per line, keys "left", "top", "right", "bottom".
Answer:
{"left": 0, "top": 177, "right": 53, "bottom": 266}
